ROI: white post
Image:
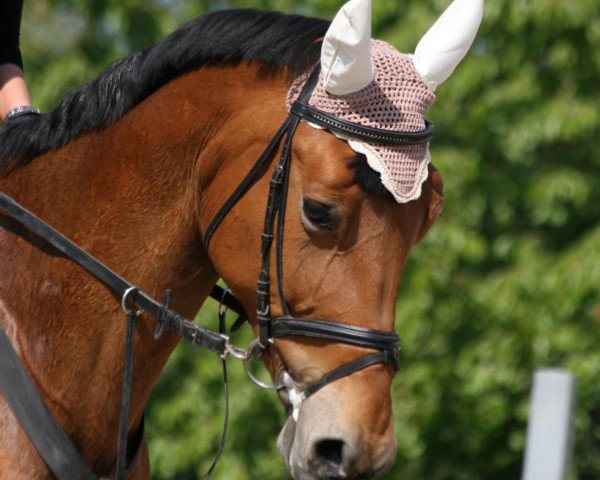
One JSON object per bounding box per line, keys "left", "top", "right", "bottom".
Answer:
{"left": 522, "top": 369, "right": 576, "bottom": 480}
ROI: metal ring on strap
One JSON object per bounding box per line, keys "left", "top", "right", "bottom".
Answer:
{"left": 120, "top": 286, "right": 143, "bottom": 316}
{"left": 242, "top": 339, "right": 283, "bottom": 391}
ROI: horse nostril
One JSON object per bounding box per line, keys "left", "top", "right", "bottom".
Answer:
{"left": 316, "top": 439, "right": 344, "bottom": 466}
{"left": 310, "top": 438, "right": 350, "bottom": 478}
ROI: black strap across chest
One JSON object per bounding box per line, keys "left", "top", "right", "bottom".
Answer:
{"left": 0, "top": 325, "right": 100, "bottom": 480}
{"left": 0, "top": 321, "right": 146, "bottom": 480}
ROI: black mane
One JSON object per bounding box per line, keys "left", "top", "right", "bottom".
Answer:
{"left": 0, "top": 9, "right": 328, "bottom": 170}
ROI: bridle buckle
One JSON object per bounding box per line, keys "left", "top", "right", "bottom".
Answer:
{"left": 220, "top": 335, "right": 251, "bottom": 361}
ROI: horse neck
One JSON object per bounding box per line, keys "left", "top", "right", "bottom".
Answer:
{"left": 0, "top": 62, "right": 288, "bottom": 471}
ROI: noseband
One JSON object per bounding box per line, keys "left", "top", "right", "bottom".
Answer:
{"left": 203, "top": 66, "right": 433, "bottom": 404}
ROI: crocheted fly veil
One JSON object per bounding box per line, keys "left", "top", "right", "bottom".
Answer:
{"left": 287, "top": 0, "right": 484, "bottom": 203}
{"left": 287, "top": 41, "right": 435, "bottom": 202}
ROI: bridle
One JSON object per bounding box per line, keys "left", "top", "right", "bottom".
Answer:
{"left": 202, "top": 66, "right": 433, "bottom": 409}
{"left": 0, "top": 65, "right": 433, "bottom": 480}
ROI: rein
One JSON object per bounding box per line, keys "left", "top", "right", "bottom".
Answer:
{"left": 0, "top": 65, "right": 433, "bottom": 479}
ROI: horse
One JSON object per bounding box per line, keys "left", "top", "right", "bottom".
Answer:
{"left": 0, "top": 0, "right": 483, "bottom": 478}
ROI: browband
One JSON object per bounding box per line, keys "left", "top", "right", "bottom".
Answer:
{"left": 290, "top": 101, "right": 434, "bottom": 145}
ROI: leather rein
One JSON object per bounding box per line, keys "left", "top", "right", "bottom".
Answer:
{"left": 0, "top": 66, "right": 433, "bottom": 479}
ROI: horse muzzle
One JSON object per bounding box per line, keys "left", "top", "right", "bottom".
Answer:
{"left": 277, "top": 380, "right": 397, "bottom": 480}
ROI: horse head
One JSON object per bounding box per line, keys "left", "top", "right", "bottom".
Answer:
{"left": 203, "top": 0, "right": 483, "bottom": 478}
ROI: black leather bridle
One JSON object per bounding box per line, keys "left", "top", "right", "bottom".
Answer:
{"left": 0, "top": 65, "right": 433, "bottom": 480}
{"left": 202, "top": 66, "right": 433, "bottom": 401}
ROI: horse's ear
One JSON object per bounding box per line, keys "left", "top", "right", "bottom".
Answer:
{"left": 321, "top": 0, "right": 375, "bottom": 95}
{"left": 413, "top": 0, "right": 484, "bottom": 92}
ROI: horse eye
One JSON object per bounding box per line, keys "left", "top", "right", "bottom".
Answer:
{"left": 302, "top": 198, "right": 339, "bottom": 230}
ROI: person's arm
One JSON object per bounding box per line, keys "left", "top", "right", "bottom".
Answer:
{"left": 0, "top": 64, "right": 32, "bottom": 119}
{"left": 0, "top": 0, "right": 35, "bottom": 121}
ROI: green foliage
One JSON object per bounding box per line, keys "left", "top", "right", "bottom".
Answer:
{"left": 20, "top": 0, "right": 600, "bottom": 478}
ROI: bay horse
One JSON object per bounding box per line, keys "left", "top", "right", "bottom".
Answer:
{"left": 0, "top": 0, "right": 482, "bottom": 478}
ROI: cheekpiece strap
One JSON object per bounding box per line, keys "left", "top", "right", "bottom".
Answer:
{"left": 254, "top": 66, "right": 323, "bottom": 346}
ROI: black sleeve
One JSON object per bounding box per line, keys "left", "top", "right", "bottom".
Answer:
{"left": 0, "top": 0, "right": 25, "bottom": 68}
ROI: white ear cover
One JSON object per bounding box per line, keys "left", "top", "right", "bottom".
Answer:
{"left": 321, "top": 0, "right": 376, "bottom": 95}
{"left": 413, "top": 0, "right": 484, "bottom": 91}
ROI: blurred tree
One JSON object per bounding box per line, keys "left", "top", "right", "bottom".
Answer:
{"left": 392, "top": 1, "right": 600, "bottom": 479}
{"left": 18, "top": 0, "right": 600, "bottom": 479}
